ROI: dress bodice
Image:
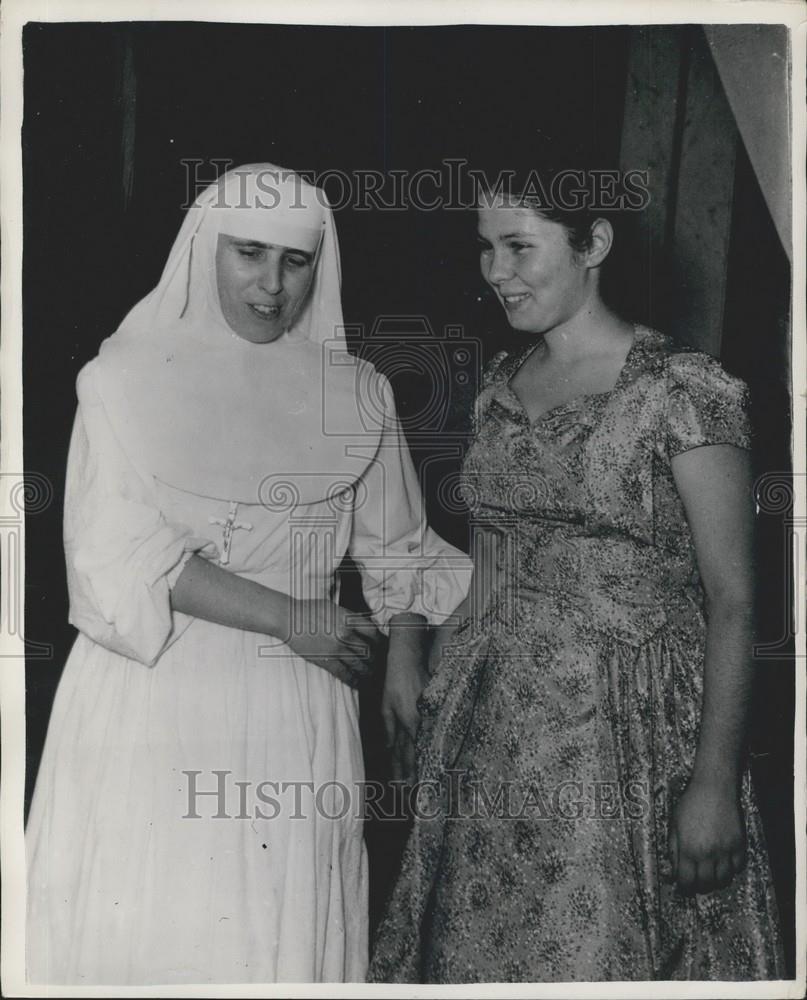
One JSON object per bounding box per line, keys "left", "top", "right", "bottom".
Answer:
{"left": 459, "top": 326, "right": 752, "bottom": 642}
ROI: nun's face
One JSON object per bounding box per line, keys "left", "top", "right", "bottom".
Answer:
{"left": 215, "top": 235, "right": 314, "bottom": 343}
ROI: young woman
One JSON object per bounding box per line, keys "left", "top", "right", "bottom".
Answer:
{"left": 369, "top": 175, "right": 785, "bottom": 982}
{"left": 25, "top": 164, "right": 470, "bottom": 984}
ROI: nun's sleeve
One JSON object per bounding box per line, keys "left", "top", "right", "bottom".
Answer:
{"left": 348, "top": 372, "right": 472, "bottom": 633}
{"left": 64, "top": 363, "right": 216, "bottom": 666}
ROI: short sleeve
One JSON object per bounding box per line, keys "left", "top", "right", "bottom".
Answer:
{"left": 663, "top": 351, "right": 752, "bottom": 459}
{"left": 65, "top": 362, "right": 216, "bottom": 666}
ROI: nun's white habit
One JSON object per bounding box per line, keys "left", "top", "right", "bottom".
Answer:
{"left": 26, "top": 165, "right": 471, "bottom": 984}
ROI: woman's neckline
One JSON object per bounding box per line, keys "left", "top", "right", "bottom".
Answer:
{"left": 504, "top": 322, "right": 643, "bottom": 426}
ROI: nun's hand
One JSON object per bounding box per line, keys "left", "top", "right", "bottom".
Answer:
{"left": 284, "top": 599, "right": 382, "bottom": 688}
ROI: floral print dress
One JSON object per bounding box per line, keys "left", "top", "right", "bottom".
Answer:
{"left": 368, "top": 325, "right": 785, "bottom": 983}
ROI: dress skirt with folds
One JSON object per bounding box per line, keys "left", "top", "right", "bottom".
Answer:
{"left": 368, "top": 326, "right": 785, "bottom": 983}
{"left": 26, "top": 359, "right": 470, "bottom": 985}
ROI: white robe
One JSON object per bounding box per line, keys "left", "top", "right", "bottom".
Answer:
{"left": 26, "top": 359, "right": 470, "bottom": 985}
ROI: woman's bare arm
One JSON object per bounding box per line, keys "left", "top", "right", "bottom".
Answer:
{"left": 668, "top": 443, "right": 755, "bottom": 893}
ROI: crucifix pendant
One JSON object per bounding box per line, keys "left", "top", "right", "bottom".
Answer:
{"left": 209, "top": 501, "right": 253, "bottom": 566}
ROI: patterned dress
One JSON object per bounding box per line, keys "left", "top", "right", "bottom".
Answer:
{"left": 368, "top": 325, "right": 785, "bottom": 983}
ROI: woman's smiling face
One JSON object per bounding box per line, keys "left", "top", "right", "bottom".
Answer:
{"left": 215, "top": 234, "right": 314, "bottom": 343}
{"left": 477, "top": 200, "right": 595, "bottom": 336}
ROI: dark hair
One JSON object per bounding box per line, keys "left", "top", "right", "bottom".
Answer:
{"left": 472, "top": 145, "right": 642, "bottom": 317}
{"left": 477, "top": 166, "right": 617, "bottom": 244}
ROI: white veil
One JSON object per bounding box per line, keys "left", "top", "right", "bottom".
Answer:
{"left": 94, "top": 164, "right": 372, "bottom": 503}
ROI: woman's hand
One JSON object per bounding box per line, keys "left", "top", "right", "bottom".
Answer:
{"left": 283, "top": 599, "right": 383, "bottom": 688}
{"left": 381, "top": 614, "right": 430, "bottom": 783}
{"left": 668, "top": 777, "right": 747, "bottom": 894}
{"left": 429, "top": 621, "right": 460, "bottom": 675}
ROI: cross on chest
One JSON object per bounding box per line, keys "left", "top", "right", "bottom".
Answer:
{"left": 208, "top": 501, "right": 253, "bottom": 566}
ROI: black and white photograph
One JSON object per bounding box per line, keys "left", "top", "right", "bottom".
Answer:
{"left": 1, "top": 0, "right": 804, "bottom": 993}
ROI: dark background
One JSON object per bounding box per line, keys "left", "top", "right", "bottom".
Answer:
{"left": 22, "top": 22, "right": 795, "bottom": 971}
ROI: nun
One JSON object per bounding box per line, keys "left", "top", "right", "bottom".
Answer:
{"left": 26, "top": 164, "right": 470, "bottom": 984}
